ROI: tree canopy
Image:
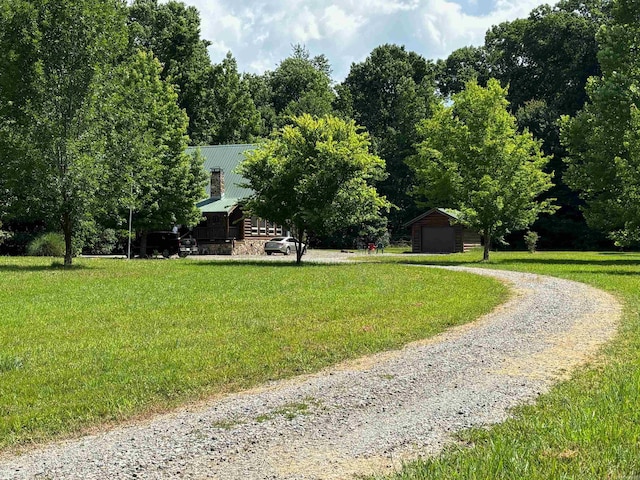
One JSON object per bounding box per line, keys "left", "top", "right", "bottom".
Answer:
{"left": 409, "top": 79, "right": 556, "bottom": 260}
{"left": 0, "top": 0, "right": 206, "bottom": 263}
{"left": 0, "top": 0, "right": 129, "bottom": 265}
{"left": 93, "top": 50, "right": 206, "bottom": 253}
{"left": 561, "top": 0, "right": 640, "bottom": 246}
{"left": 339, "top": 44, "right": 438, "bottom": 234}
{"left": 237, "top": 114, "right": 391, "bottom": 263}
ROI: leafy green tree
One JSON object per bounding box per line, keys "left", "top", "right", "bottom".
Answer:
{"left": 0, "top": 0, "right": 128, "bottom": 265}
{"left": 436, "top": 46, "right": 491, "bottom": 97}
{"left": 483, "top": 0, "right": 610, "bottom": 249}
{"left": 237, "top": 114, "right": 391, "bottom": 264}
{"left": 270, "top": 45, "right": 335, "bottom": 125}
{"left": 243, "top": 72, "right": 277, "bottom": 137}
{"left": 206, "top": 53, "right": 261, "bottom": 144}
{"left": 561, "top": 0, "right": 640, "bottom": 246}
{"left": 340, "top": 44, "right": 438, "bottom": 234}
{"left": 127, "top": 0, "right": 216, "bottom": 144}
{"left": 409, "top": 79, "right": 555, "bottom": 260}
{"left": 94, "top": 50, "right": 206, "bottom": 255}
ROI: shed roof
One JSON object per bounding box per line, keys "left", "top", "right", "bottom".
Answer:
{"left": 403, "top": 208, "right": 461, "bottom": 228}
{"left": 187, "top": 144, "right": 256, "bottom": 213}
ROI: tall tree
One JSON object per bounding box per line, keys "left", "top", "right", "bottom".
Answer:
{"left": 340, "top": 44, "right": 438, "bottom": 233}
{"left": 482, "top": 0, "right": 610, "bottom": 249}
{"left": 561, "top": 0, "right": 640, "bottom": 246}
{"left": 93, "top": 50, "right": 206, "bottom": 254}
{"left": 237, "top": 114, "right": 391, "bottom": 264}
{"left": 270, "top": 45, "right": 335, "bottom": 124}
{"left": 243, "top": 72, "right": 277, "bottom": 137}
{"left": 206, "top": 53, "right": 261, "bottom": 144}
{"left": 127, "top": 0, "right": 215, "bottom": 144}
{"left": 409, "top": 80, "right": 555, "bottom": 260}
{"left": 0, "top": 0, "right": 128, "bottom": 265}
{"left": 436, "top": 46, "right": 492, "bottom": 98}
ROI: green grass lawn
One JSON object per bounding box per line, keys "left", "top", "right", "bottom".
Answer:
{"left": 0, "top": 256, "right": 506, "bottom": 450}
{"left": 366, "top": 250, "right": 640, "bottom": 480}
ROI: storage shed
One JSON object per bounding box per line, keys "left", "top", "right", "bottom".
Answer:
{"left": 404, "top": 208, "right": 481, "bottom": 254}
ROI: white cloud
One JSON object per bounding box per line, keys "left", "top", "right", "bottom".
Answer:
{"left": 322, "top": 5, "right": 366, "bottom": 40}
{"left": 291, "top": 7, "right": 323, "bottom": 42}
{"left": 178, "top": 0, "right": 549, "bottom": 80}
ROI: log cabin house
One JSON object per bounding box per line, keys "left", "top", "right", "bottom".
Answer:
{"left": 187, "top": 144, "right": 285, "bottom": 255}
{"left": 404, "top": 208, "right": 481, "bottom": 253}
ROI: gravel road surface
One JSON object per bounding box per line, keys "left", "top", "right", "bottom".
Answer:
{"left": 0, "top": 266, "right": 621, "bottom": 480}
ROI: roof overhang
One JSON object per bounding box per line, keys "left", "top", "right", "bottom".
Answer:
{"left": 196, "top": 196, "right": 241, "bottom": 214}
{"left": 403, "top": 207, "right": 461, "bottom": 228}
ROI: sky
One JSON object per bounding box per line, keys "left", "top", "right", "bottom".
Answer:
{"left": 181, "top": 0, "right": 551, "bottom": 81}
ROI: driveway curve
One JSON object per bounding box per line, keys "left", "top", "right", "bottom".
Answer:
{"left": 0, "top": 267, "right": 621, "bottom": 480}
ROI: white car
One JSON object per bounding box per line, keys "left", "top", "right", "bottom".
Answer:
{"left": 264, "top": 237, "right": 306, "bottom": 256}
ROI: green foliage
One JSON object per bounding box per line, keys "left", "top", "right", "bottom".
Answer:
{"left": 0, "top": 221, "right": 8, "bottom": 246}
{"left": 75, "top": 221, "right": 120, "bottom": 255}
{"left": 238, "top": 114, "right": 391, "bottom": 263}
{"left": 206, "top": 52, "right": 261, "bottom": 144}
{"left": 340, "top": 44, "right": 439, "bottom": 232}
{"left": 26, "top": 232, "right": 65, "bottom": 257}
{"left": 481, "top": 0, "right": 610, "bottom": 249}
{"left": 93, "top": 50, "right": 206, "bottom": 244}
{"left": 524, "top": 230, "right": 539, "bottom": 253}
{"left": 561, "top": 0, "right": 640, "bottom": 246}
{"left": 243, "top": 72, "right": 278, "bottom": 137}
{"left": 127, "top": 0, "right": 217, "bottom": 144}
{"left": 270, "top": 45, "right": 336, "bottom": 126}
{"left": 409, "top": 79, "right": 556, "bottom": 260}
{"left": 0, "top": 0, "right": 129, "bottom": 265}
{"left": 0, "top": 257, "right": 505, "bottom": 448}
{"left": 485, "top": 0, "right": 606, "bottom": 116}
{"left": 436, "top": 45, "right": 491, "bottom": 97}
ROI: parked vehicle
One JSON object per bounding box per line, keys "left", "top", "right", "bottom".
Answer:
{"left": 178, "top": 237, "right": 198, "bottom": 257}
{"left": 132, "top": 231, "right": 197, "bottom": 258}
{"left": 264, "top": 236, "right": 306, "bottom": 256}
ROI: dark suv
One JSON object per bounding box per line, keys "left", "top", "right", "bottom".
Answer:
{"left": 132, "top": 231, "right": 198, "bottom": 258}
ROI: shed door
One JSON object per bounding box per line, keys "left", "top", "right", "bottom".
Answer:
{"left": 421, "top": 227, "right": 455, "bottom": 253}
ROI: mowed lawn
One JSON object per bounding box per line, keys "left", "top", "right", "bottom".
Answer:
{"left": 0, "top": 257, "right": 506, "bottom": 449}
{"left": 366, "top": 251, "right": 640, "bottom": 480}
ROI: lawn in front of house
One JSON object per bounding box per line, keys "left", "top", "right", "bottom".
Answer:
{"left": 367, "top": 250, "right": 640, "bottom": 479}
{"left": 0, "top": 256, "right": 506, "bottom": 450}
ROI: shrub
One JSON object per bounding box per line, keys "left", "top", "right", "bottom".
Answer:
{"left": 0, "top": 225, "right": 9, "bottom": 247}
{"left": 27, "top": 232, "right": 66, "bottom": 257}
{"left": 524, "top": 230, "right": 539, "bottom": 253}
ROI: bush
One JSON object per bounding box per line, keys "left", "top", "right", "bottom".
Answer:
{"left": 27, "top": 232, "right": 66, "bottom": 257}
{"left": 0, "top": 226, "right": 9, "bottom": 247}
{"left": 524, "top": 230, "right": 539, "bottom": 253}
{"left": 82, "top": 228, "right": 119, "bottom": 255}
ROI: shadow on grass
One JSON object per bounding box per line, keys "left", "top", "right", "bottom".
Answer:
{"left": 0, "top": 262, "right": 92, "bottom": 272}
{"left": 370, "top": 251, "right": 640, "bottom": 269}
{"left": 489, "top": 257, "right": 640, "bottom": 267}
{"left": 185, "top": 259, "right": 353, "bottom": 268}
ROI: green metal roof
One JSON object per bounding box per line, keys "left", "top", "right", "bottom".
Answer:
{"left": 196, "top": 196, "right": 240, "bottom": 213}
{"left": 187, "top": 144, "right": 256, "bottom": 213}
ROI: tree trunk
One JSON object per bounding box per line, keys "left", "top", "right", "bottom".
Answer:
{"left": 62, "top": 213, "right": 73, "bottom": 267}
{"left": 139, "top": 231, "right": 148, "bottom": 257}
{"left": 483, "top": 233, "right": 491, "bottom": 261}
{"left": 293, "top": 226, "right": 304, "bottom": 265}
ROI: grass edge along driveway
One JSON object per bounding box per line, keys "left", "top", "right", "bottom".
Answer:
{"left": 366, "top": 250, "right": 640, "bottom": 480}
{"left": 0, "top": 257, "right": 506, "bottom": 450}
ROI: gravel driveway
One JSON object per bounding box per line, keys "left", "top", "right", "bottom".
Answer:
{"left": 0, "top": 266, "right": 621, "bottom": 480}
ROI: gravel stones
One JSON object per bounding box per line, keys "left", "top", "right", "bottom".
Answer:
{"left": 0, "top": 267, "right": 621, "bottom": 480}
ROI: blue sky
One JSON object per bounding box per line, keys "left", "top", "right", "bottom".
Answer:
{"left": 181, "top": 0, "right": 551, "bottom": 81}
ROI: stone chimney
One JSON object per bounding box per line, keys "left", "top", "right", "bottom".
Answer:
{"left": 210, "top": 168, "right": 224, "bottom": 199}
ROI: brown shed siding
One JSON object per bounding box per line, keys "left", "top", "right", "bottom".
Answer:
{"left": 407, "top": 209, "right": 480, "bottom": 253}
